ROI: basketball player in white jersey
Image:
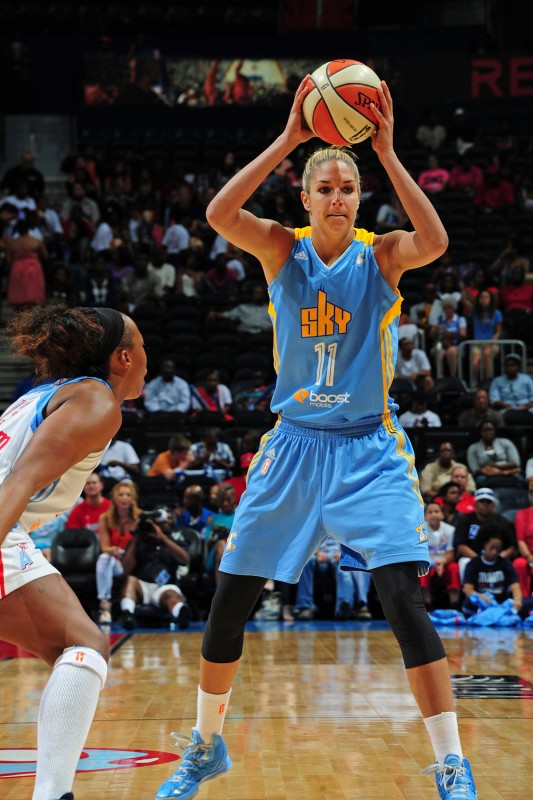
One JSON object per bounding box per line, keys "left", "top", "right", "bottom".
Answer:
{"left": 155, "top": 78, "right": 477, "bottom": 800}
{"left": 0, "top": 303, "right": 146, "bottom": 800}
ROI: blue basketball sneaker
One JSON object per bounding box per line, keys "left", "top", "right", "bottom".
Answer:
{"left": 155, "top": 729, "right": 232, "bottom": 799}
{"left": 422, "top": 754, "right": 477, "bottom": 799}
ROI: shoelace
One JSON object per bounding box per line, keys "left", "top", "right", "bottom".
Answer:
{"left": 167, "top": 732, "right": 212, "bottom": 776}
{"left": 421, "top": 761, "right": 472, "bottom": 799}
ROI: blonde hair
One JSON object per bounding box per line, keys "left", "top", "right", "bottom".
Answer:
{"left": 105, "top": 480, "right": 140, "bottom": 529}
{"left": 302, "top": 146, "right": 361, "bottom": 194}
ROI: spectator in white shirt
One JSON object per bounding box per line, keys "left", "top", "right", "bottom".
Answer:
{"left": 395, "top": 336, "right": 434, "bottom": 391}
{"left": 147, "top": 246, "right": 176, "bottom": 297}
{"left": 144, "top": 358, "right": 191, "bottom": 415}
{"left": 162, "top": 220, "right": 190, "bottom": 266}
{"left": 399, "top": 393, "right": 442, "bottom": 428}
{"left": 99, "top": 436, "right": 140, "bottom": 482}
{"left": 207, "top": 283, "right": 271, "bottom": 335}
{"left": 0, "top": 180, "right": 37, "bottom": 213}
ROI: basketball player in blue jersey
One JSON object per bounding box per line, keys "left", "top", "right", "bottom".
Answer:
{"left": 155, "top": 81, "right": 477, "bottom": 800}
{"left": 0, "top": 303, "right": 146, "bottom": 800}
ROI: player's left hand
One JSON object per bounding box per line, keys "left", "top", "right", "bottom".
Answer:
{"left": 370, "top": 81, "right": 394, "bottom": 156}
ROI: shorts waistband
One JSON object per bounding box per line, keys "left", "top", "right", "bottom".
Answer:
{"left": 278, "top": 414, "right": 395, "bottom": 439}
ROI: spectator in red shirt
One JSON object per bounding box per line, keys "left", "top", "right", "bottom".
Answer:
{"left": 513, "top": 488, "right": 533, "bottom": 597}
{"left": 222, "top": 452, "right": 254, "bottom": 504}
{"left": 473, "top": 165, "right": 515, "bottom": 216}
{"left": 499, "top": 265, "right": 533, "bottom": 312}
{"left": 417, "top": 154, "right": 449, "bottom": 194}
{"left": 66, "top": 472, "right": 111, "bottom": 533}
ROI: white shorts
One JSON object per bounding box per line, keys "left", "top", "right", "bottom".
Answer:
{"left": 137, "top": 579, "right": 184, "bottom": 607}
{"left": 0, "top": 527, "right": 59, "bottom": 598}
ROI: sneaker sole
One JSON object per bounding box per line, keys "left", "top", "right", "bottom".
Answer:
{"left": 156, "top": 756, "right": 232, "bottom": 799}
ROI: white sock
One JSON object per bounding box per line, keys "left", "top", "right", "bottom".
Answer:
{"left": 196, "top": 686, "right": 232, "bottom": 743}
{"left": 171, "top": 602, "right": 184, "bottom": 618}
{"left": 32, "top": 661, "right": 102, "bottom": 800}
{"left": 424, "top": 711, "right": 463, "bottom": 764}
{"left": 120, "top": 597, "right": 136, "bottom": 614}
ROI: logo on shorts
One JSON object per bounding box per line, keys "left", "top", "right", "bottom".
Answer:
{"left": 224, "top": 532, "right": 237, "bottom": 553}
{"left": 18, "top": 545, "right": 33, "bottom": 571}
{"left": 415, "top": 522, "right": 428, "bottom": 543}
{"left": 293, "top": 388, "right": 309, "bottom": 403}
{"left": 265, "top": 448, "right": 276, "bottom": 459}
{"left": 261, "top": 458, "right": 272, "bottom": 475}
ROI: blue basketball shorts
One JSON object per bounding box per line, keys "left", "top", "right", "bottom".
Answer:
{"left": 220, "top": 415, "right": 430, "bottom": 583}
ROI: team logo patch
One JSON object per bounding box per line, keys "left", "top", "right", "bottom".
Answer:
{"left": 415, "top": 522, "right": 428, "bottom": 543}
{"left": 224, "top": 531, "right": 237, "bottom": 553}
{"left": 18, "top": 545, "right": 33, "bottom": 571}
{"left": 265, "top": 448, "right": 276, "bottom": 459}
{"left": 293, "top": 388, "right": 309, "bottom": 403}
{"left": 294, "top": 250, "right": 308, "bottom": 260}
{"left": 0, "top": 748, "right": 179, "bottom": 778}
{"left": 261, "top": 458, "right": 272, "bottom": 475}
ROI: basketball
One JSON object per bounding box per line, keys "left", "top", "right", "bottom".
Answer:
{"left": 302, "top": 59, "right": 382, "bottom": 146}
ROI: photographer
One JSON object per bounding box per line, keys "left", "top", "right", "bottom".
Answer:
{"left": 119, "top": 508, "right": 192, "bottom": 630}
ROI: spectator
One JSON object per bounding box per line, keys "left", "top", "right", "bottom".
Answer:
{"left": 457, "top": 388, "right": 502, "bottom": 429}
{"left": 449, "top": 464, "right": 476, "bottom": 514}
{"left": 144, "top": 358, "right": 191, "bottom": 416}
{"left": 35, "top": 193, "right": 64, "bottom": 255}
{"left": 453, "top": 487, "right": 516, "bottom": 581}
{"left": 147, "top": 434, "right": 194, "bottom": 481}
{"left": 435, "top": 481, "right": 464, "bottom": 528}
{"left": 526, "top": 454, "right": 533, "bottom": 491}
{"left": 1, "top": 151, "right": 44, "bottom": 198}
{"left": 466, "top": 289, "right": 502, "bottom": 385}
{"left": 222, "top": 452, "right": 254, "bottom": 504}
{"left": 513, "top": 486, "right": 533, "bottom": 598}
{"left": 420, "top": 442, "right": 476, "bottom": 502}
{"left": 5, "top": 215, "right": 47, "bottom": 310}
{"left": 189, "top": 428, "right": 235, "bottom": 481}
{"left": 429, "top": 296, "right": 467, "bottom": 378}
{"left": 374, "top": 189, "right": 409, "bottom": 234}
{"left": 203, "top": 484, "right": 237, "bottom": 584}
{"left": 176, "top": 250, "right": 205, "bottom": 297}
{"left": 399, "top": 393, "right": 442, "bottom": 428}
{"left": 47, "top": 263, "right": 80, "bottom": 305}
{"left": 0, "top": 180, "right": 37, "bottom": 214}
{"left": 415, "top": 108, "right": 447, "bottom": 151}
{"left": 409, "top": 281, "right": 437, "bottom": 339}
{"left": 82, "top": 256, "right": 119, "bottom": 309}
{"left": 162, "top": 219, "right": 190, "bottom": 267}
{"left": 473, "top": 164, "right": 515, "bottom": 217}
{"left": 462, "top": 527, "right": 533, "bottom": 620}
{"left": 489, "top": 235, "right": 530, "bottom": 288}
{"left": 147, "top": 245, "right": 176, "bottom": 297}
{"left": 119, "top": 509, "right": 192, "bottom": 631}
{"left": 489, "top": 353, "right": 533, "bottom": 425}
{"left": 419, "top": 501, "right": 461, "bottom": 610}
{"left": 394, "top": 337, "right": 434, "bottom": 389}
{"left": 234, "top": 369, "right": 274, "bottom": 412}
{"left": 207, "top": 283, "right": 271, "bottom": 335}
{"left": 114, "top": 49, "right": 167, "bottom": 107}
{"left": 205, "top": 253, "right": 238, "bottom": 297}
{"left": 191, "top": 369, "right": 233, "bottom": 420}
{"left": 60, "top": 181, "right": 100, "bottom": 232}
{"left": 466, "top": 420, "right": 521, "bottom": 483}
{"left": 175, "top": 485, "right": 213, "bottom": 536}
{"left": 462, "top": 266, "right": 499, "bottom": 304}
{"left": 99, "top": 435, "right": 140, "bottom": 482}
{"left": 29, "top": 509, "right": 71, "bottom": 562}
{"left": 448, "top": 107, "right": 478, "bottom": 154}
{"left": 417, "top": 154, "right": 449, "bottom": 194}
{"left": 66, "top": 472, "right": 111, "bottom": 533}
{"left": 447, "top": 152, "right": 483, "bottom": 198}
{"left": 499, "top": 264, "right": 533, "bottom": 345}
{"left": 121, "top": 252, "right": 160, "bottom": 312}
{"left": 96, "top": 480, "right": 140, "bottom": 624}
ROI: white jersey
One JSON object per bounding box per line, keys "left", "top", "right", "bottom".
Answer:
{"left": 0, "top": 377, "right": 110, "bottom": 534}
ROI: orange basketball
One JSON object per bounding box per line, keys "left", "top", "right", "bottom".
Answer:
{"left": 302, "top": 59, "right": 382, "bottom": 146}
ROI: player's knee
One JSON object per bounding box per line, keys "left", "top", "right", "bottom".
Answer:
{"left": 54, "top": 645, "right": 108, "bottom": 690}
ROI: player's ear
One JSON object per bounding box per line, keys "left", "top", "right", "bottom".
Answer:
{"left": 301, "top": 190, "right": 311, "bottom": 211}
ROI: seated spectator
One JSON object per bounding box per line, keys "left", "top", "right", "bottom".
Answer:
{"left": 415, "top": 108, "right": 447, "bottom": 151}
{"left": 147, "top": 245, "right": 177, "bottom": 297}
{"left": 189, "top": 428, "right": 235, "bottom": 481}
{"left": 147, "top": 434, "right": 194, "bottom": 482}
{"left": 527, "top": 455, "right": 533, "bottom": 491}
{"left": 458, "top": 388, "right": 503, "bottom": 429}
{"left": 417, "top": 154, "right": 450, "bottom": 194}
{"left": 29, "top": 509, "right": 71, "bottom": 562}
{"left": 176, "top": 250, "right": 205, "bottom": 297}
{"left": 175, "top": 484, "right": 213, "bottom": 536}
{"left": 462, "top": 267, "right": 499, "bottom": 306}
{"left": 293, "top": 535, "right": 373, "bottom": 621}
{"left": 513, "top": 486, "right": 533, "bottom": 598}
{"left": 410, "top": 281, "right": 438, "bottom": 337}
{"left": 395, "top": 337, "right": 434, "bottom": 391}
{"left": 119, "top": 509, "right": 192, "bottom": 630}
{"left": 449, "top": 464, "right": 476, "bottom": 514}
{"left": 498, "top": 264, "right": 533, "bottom": 344}
{"left": 448, "top": 152, "right": 483, "bottom": 198}
{"left": 60, "top": 180, "right": 100, "bottom": 232}
{"left": 191, "top": 369, "right": 233, "bottom": 421}
{"left": 374, "top": 189, "right": 409, "bottom": 234}
{"left": 1, "top": 151, "right": 44, "bottom": 199}
{"left": 99, "top": 435, "right": 140, "bottom": 483}
{"left": 428, "top": 271, "right": 463, "bottom": 326}
{"left": 473, "top": 164, "right": 515, "bottom": 217}
{"left": 434, "top": 481, "right": 464, "bottom": 528}
{"left": 222, "top": 452, "right": 254, "bottom": 504}
{"left": 467, "top": 289, "right": 503, "bottom": 385}
{"left": 489, "top": 235, "right": 530, "bottom": 288}
{"left": 453, "top": 487, "right": 517, "bottom": 581}
{"left": 96, "top": 481, "right": 140, "bottom": 624}
{"left": 466, "top": 420, "right": 522, "bottom": 483}
{"left": 144, "top": 358, "right": 191, "bottom": 416}
{"left": 429, "top": 296, "right": 467, "bottom": 378}
{"left": 462, "top": 527, "right": 533, "bottom": 620}
{"left": 207, "top": 283, "right": 271, "bottom": 336}
{"left": 66, "top": 472, "right": 111, "bottom": 533}
{"left": 82, "top": 255, "right": 119, "bottom": 309}
{"left": 489, "top": 353, "right": 533, "bottom": 426}
{"left": 234, "top": 369, "right": 274, "bottom": 412}
{"left": 399, "top": 393, "right": 442, "bottom": 428}
{"left": 162, "top": 219, "right": 190, "bottom": 267}
{"left": 204, "top": 253, "right": 238, "bottom": 296}
{"left": 121, "top": 251, "right": 159, "bottom": 312}
{"left": 419, "top": 501, "right": 460, "bottom": 610}
{"left": 203, "top": 484, "right": 237, "bottom": 584}
{"left": 420, "top": 442, "right": 476, "bottom": 502}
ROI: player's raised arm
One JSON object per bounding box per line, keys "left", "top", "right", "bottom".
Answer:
{"left": 206, "top": 76, "right": 315, "bottom": 282}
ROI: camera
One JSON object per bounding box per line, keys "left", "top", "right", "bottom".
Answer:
{"left": 136, "top": 508, "right": 171, "bottom": 538}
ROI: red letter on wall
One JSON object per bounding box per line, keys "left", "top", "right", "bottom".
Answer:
{"left": 472, "top": 59, "right": 503, "bottom": 98}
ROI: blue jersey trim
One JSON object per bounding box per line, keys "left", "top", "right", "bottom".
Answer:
{"left": 30, "top": 377, "right": 112, "bottom": 433}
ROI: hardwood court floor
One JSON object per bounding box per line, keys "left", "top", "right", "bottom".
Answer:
{"left": 1, "top": 621, "right": 532, "bottom": 799}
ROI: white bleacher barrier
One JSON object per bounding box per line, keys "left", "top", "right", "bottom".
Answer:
{"left": 457, "top": 339, "right": 526, "bottom": 390}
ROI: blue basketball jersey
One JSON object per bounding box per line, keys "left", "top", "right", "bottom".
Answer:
{"left": 268, "top": 226, "right": 401, "bottom": 426}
